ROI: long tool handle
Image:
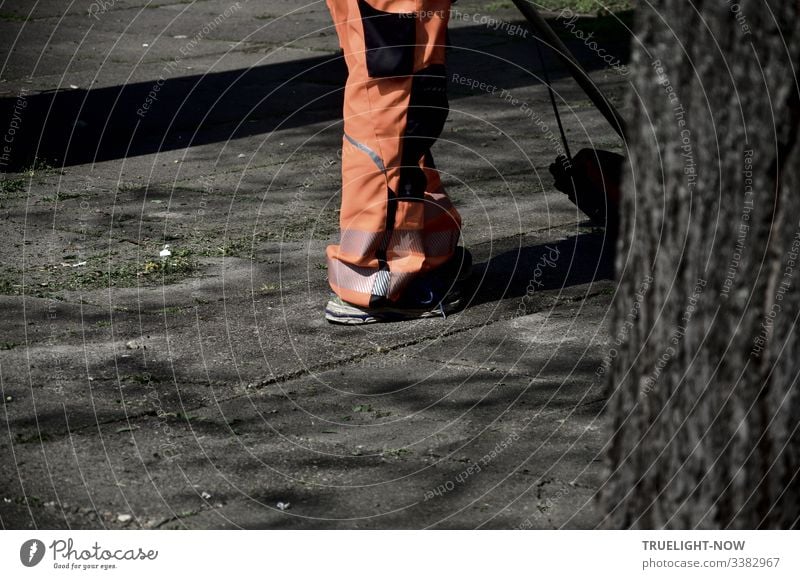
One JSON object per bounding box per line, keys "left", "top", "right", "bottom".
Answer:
{"left": 510, "top": 0, "right": 628, "bottom": 141}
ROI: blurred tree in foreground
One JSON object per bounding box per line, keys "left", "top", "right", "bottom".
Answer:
{"left": 604, "top": 0, "right": 800, "bottom": 528}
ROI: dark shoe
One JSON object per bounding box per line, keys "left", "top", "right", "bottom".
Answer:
{"left": 443, "top": 245, "right": 473, "bottom": 283}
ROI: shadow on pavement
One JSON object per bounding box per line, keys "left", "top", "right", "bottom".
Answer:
{"left": 0, "top": 17, "right": 631, "bottom": 171}
{"left": 468, "top": 229, "right": 615, "bottom": 307}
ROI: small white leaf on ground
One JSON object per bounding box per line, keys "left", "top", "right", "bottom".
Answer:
{"left": 117, "top": 514, "right": 133, "bottom": 523}
{"left": 159, "top": 245, "right": 171, "bottom": 258}
{"left": 201, "top": 491, "right": 212, "bottom": 500}
{"left": 276, "top": 502, "right": 290, "bottom": 511}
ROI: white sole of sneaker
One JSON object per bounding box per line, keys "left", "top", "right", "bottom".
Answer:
{"left": 324, "top": 297, "right": 462, "bottom": 325}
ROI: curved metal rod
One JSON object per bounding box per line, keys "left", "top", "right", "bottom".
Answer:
{"left": 510, "top": 0, "right": 629, "bottom": 141}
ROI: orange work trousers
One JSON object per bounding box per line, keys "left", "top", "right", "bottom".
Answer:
{"left": 325, "top": 0, "right": 462, "bottom": 307}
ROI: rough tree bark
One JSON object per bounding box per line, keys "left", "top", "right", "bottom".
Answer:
{"left": 604, "top": 0, "right": 800, "bottom": 528}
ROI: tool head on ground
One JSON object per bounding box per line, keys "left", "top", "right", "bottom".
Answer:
{"left": 510, "top": 0, "right": 628, "bottom": 236}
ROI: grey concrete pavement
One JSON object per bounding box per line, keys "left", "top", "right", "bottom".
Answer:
{"left": 0, "top": 0, "right": 631, "bottom": 528}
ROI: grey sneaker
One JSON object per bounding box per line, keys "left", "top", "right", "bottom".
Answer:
{"left": 325, "top": 247, "right": 472, "bottom": 325}
{"left": 324, "top": 293, "right": 463, "bottom": 325}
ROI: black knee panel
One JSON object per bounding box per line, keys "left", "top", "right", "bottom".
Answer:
{"left": 400, "top": 65, "right": 449, "bottom": 197}
{"left": 406, "top": 65, "right": 449, "bottom": 149}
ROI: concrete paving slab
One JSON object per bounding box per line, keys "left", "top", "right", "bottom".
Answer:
{"left": 2, "top": 342, "right": 609, "bottom": 529}
{"left": 1, "top": 0, "right": 631, "bottom": 529}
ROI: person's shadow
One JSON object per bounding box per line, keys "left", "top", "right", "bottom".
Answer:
{"left": 466, "top": 228, "right": 615, "bottom": 308}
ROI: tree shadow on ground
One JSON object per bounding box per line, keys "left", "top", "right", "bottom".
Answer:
{"left": 0, "top": 16, "right": 632, "bottom": 171}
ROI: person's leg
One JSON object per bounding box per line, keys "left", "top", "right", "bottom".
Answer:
{"left": 325, "top": 0, "right": 462, "bottom": 310}
{"left": 420, "top": 152, "right": 462, "bottom": 273}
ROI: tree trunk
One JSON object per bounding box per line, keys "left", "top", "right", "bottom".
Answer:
{"left": 604, "top": 0, "right": 800, "bottom": 528}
